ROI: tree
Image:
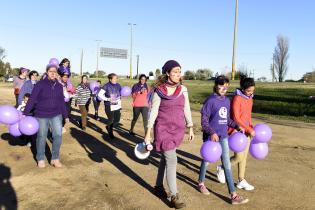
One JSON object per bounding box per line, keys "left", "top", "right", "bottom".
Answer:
{"left": 184, "top": 70, "right": 195, "bottom": 80}
{"left": 149, "top": 71, "right": 154, "bottom": 77}
{"left": 90, "top": 70, "right": 106, "bottom": 78}
{"left": 155, "top": 69, "right": 161, "bottom": 77}
{"left": 83, "top": 72, "right": 90, "bottom": 76}
{"left": 303, "top": 69, "right": 315, "bottom": 82}
{"left": 195, "top": 68, "right": 213, "bottom": 80}
{"left": 273, "top": 35, "right": 289, "bottom": 82}
{"left": 71, "top": 72, "right": 79, "bottom": 77}
{"left": 238, "top": 64, "right": 249, "bottom": 77}
{"left": 0, "top": 61, "right": 12, "bottom": 77}
{"left": 226, "top": 71, "right": 247, "bottom": 80}
{"left": 0, "top": 47, "right": 5, "bottom": 60}
{"left": 257, "top": 76, "right": 267, "bottom": 82}
{"left": 270, "top": 63, "right": 277, "bottom": 82}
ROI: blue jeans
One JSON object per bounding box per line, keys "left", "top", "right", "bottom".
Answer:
{"left": 36, "top": 115, "right": 63, "bottom": 161}
{"left": 198, "top": 137, "right": 236, "bottom": 194}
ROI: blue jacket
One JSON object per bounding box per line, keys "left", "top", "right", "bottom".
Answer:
{"left": 18, "top": 80, "right": 37, "bottom": 105}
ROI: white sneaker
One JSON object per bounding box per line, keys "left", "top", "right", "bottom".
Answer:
{"left": 216, "top": 165, "right": 226, "bottom": 184}
{"left": 26, "top": 142, "right": 32, "bottom": 147}
{"left": 237, "top": 179, "right": 255, "bottom": 191}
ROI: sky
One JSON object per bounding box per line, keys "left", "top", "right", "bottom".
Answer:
{"left": 1, "top": 0, "right": 315, "bottom": 80}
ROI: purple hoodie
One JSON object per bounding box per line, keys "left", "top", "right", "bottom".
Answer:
{"left": 100, "top": 82, "right": 122, "bottom": 106}
{"left": 200, "top": 93, "right": 239, "bottom": 140}
{"left": 23, "top": 77, "right": 68, "bottom": 119}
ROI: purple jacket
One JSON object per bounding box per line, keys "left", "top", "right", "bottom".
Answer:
{"left": 200, "top": 93, "right": 239, "bottom": 140}
{"left": 100, "top": 82, "right": 122, "bottom": 106}
{"left": 24, "top": 77, "right": 68, "bottom": 119}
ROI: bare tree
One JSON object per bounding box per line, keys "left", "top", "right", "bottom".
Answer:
{"left": 0, "top": 47, "right": 6, "bottom": 60}
{"left": 273, "top": 35, "right": 289, "bottom": 82}
{"left": 270, "top": 62, "right": 276, "bottom": 82}
{"left": 238, "top": 63, "right": 249, "bottom": 77}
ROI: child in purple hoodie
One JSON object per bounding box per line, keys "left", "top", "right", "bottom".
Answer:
{"left": 197, "top": 75, "right": 249, "bottom": 205}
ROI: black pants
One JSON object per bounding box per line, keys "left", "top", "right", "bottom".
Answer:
{"left": 15, "top": 94, "right": 19, "bottom": 108}
{"left": 62, "top": 101, "right": 72, "bottom": 127}
{"left": 130, "top": 107, "right": 148, "bottom": 133}
{"left": 92, "top": 97, "right": 100, "bottom": 115}
{"left": 105, "top": 105, "right": 121, "bottom": 128}
{"left": 86, "top": 99, "right": 91, "bottom": 113}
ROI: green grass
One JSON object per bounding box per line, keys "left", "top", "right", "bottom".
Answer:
{"left": 72, "top": 77, "right": 315, "bottom": 122}
{"left": 4, "top": 77, "right": 315, "bottom": 123}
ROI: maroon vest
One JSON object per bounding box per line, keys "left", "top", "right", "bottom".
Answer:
{"left": 153, "top": 93, "right": 186, "bottom": 152}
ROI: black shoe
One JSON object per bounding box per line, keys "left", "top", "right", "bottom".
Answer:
{"left": 106, "top": 125, "right": 115, "bottom": 139}
{"left": 105, "top": 125, "right": 110, "bottom": 134}
{"left": 129, "top": 131, "right": 136, "bottom": 136}
{"left": 154, "top": 186, "right": 171, "bottom": 199}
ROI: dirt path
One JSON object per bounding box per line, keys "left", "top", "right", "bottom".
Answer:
{"left": 0, "top": 85, "right": 314, "bottom": 210}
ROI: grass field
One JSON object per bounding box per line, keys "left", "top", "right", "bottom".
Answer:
{"left": 73, "top": 77, "right": 315, "bottom": 122}
{"left": 2, "top": 77, "right": 315, "bottom": 122}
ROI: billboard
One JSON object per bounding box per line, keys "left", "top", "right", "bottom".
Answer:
{"left": 100, "top": 47, "right": 128, "bottom": 59}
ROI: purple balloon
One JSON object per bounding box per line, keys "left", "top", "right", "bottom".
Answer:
{"left": 253, "top": 124, "right": 272, "bottom": 143}
{"left": 89, "top": 81, "right": 100, "bottom": 93}
{"left": 9, "top": 122, "right": 22, "bottom": 137}
{"left": 200, "top": 141, "right": 222, "bottom": 163}
{"left": 121, "top": 86, "right": 132, "bottom": 97}
{"left": 249, "top": 142, "right": 269, "bottom": 160}
{"left": 64, "top": 91, "right": 70, "bottom": 102}
{"left": 67, "top": 80, "right": 73, "bottom": 89}
{"left": 49, "top": 58, "right": 59, "bottom": 66}
{"left": 0, "top": 105, "right": 20, "bottom": 125}
{"left": 19, "top": 116, "right": 39, "bottom": 135}
{"left": 228, "top": 132, "right": 248, "bottom": 152}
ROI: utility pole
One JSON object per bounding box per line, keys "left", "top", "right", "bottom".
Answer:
{"left": 128, "top": 23, "right": 136, "bottom": 79}
{"left": 231, "top": 0, "right": 238, "bottom": 80}
{"left": 95, "top": 40, "right": 102, "bottom": 77}
{"left": 136, "top": 55, "right": 139, "bottom": 79}
{"left": 80, "top": 49, "right": 83, "bottom": 76}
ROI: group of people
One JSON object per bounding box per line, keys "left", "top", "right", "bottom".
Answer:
{"left": 13, "top": 58, "right": 257, "bottom": 208}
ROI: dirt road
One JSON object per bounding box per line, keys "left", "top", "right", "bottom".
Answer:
{"left": 1, "top": 84, "right": 314, "bottom": 210}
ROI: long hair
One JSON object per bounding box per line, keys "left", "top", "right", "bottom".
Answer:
{"left": 240, "top": 75, "right": 255, "bottom": 90}
{"left": 59, "top": 58, "right": 71, "bottom": 68}
{"left": 152, "top": 74, "right": 183, "bottom": 88}
{"left": 81, "top": 75, "right": 88, "bottom": 83}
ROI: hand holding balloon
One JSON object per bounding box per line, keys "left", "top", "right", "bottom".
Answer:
{"left": 210, "top": 133, "right": 219, "bottom": 142}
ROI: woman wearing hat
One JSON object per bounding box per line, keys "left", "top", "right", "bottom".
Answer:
{"left": 144, "top": 60, "right": 194, "bottom": 209}
{"left": 24, "top": 63, "right": 68, "bottom": 168}
{"left": 13, "top": 68, "right": 28, "bottom": 107}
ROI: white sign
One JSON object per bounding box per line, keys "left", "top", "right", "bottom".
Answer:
{"left": 100, "top": 47, "right": 128, "bottom": 59}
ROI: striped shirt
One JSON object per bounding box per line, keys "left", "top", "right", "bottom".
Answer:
{"left": 75, "top": 83, "right": 91, "bottom": 105}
